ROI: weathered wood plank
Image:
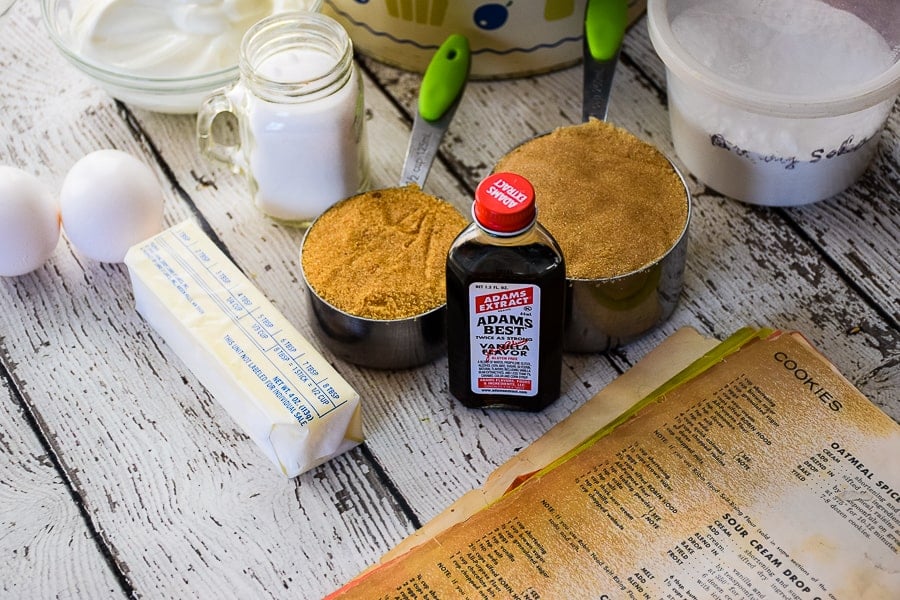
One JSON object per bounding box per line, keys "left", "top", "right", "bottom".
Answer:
{"left": 0, "top": 3, "right": 896, "bottom": 599}
{"left": 1, "top": 4, "right": 418, "bottom": 598}
{"left": 0, "top": 376, "right": 124, "bottom": 599}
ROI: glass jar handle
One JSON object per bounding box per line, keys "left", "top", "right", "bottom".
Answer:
{"left": 196, "top": 90, "right": 243, "bottom": 174}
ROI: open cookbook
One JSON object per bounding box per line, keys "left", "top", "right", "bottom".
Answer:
{"left": 328, "top": 327, "right": 899, "bottom": 599}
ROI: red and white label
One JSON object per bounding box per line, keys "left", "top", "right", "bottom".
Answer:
{"left": 474, "top": 287, "right": 534, "bottom": 313}
{"left": 468, "top": 282, "right": 540, "bottom": 397}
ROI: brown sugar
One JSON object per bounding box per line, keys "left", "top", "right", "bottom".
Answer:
{"left": 301, "top": 185, "right": 468, "bottom": 320}
{"left": 494, "top": 119, "right": 689, "bottom": 280}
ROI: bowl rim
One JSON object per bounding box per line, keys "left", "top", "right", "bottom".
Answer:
{"left": 646, "top": 0, "right": 900, "bottom": 118}
{"left": 40, "top": 0, "right": 242, "bottom": 88}
{"left": 40, "top": 0, "right": 324, "bottom": 90}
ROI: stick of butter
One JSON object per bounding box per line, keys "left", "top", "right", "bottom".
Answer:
{"left": 124, "top": 220, "right": 363, "bottom": 477}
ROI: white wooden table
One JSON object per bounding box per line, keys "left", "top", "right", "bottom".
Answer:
{"left": 2, "top": 3, "right": 898, "bottom": 599}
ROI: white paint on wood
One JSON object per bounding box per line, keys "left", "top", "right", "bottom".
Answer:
{"left": 0, "top": 3, "right": 896, "bottom": 599}
{"left": 0, "top": 379, "right": 123, "bottom": 598}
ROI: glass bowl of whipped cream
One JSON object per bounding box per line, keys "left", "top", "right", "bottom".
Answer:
{"left": 42, "top": 0, "right": 323, "bottom": 114}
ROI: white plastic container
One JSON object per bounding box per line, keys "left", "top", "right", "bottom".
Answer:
{"left": 647, "top": 0, "right": 900, "bottom": 206}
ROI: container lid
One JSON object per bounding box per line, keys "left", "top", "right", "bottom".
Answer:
{"left": 646, "top": 0, "right": 900, "bottom": 118}
{"left": 473, "top": 172, "right": 536, "bottom": 235}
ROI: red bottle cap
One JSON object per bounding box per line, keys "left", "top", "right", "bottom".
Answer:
{"left": 473, "top": 172, "right": 536, "bottom": 234}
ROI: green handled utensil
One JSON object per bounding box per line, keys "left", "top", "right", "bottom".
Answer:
{"left": 582, "top": 0, "right": 627, "bottom": 122}
{"left": 400, "top": 34, "right": 471, "bottom": 187}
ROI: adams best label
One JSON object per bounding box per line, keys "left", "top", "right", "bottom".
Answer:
{"left": 468, "top": 282, "right": 540, "bottom": 396}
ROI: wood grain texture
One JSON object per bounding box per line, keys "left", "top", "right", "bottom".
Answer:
{"left": 0, "top": 378, "right": 124, "bottom": 599}
{"left": 1, "top": 3, "right": 415, "bottom": 598}
{"left": 1, "top": 3, "right": 897, "bottom": 599}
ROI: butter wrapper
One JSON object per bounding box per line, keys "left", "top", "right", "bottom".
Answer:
{"left": 124, "top": 220, "right": 363, "bottom": 477}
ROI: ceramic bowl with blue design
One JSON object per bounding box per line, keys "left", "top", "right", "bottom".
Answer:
{"left": 323, "top": 0, "right": 646, "bottom": 78}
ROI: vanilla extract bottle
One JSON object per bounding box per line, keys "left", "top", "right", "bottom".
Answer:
{"left": 446, "top": 172, "right": 566, "bottom": 411}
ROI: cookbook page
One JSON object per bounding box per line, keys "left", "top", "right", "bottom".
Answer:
{"left": 329, "top": 331, "right": 899, "bottom": 599}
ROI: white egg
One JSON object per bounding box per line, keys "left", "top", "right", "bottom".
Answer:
{"left": 0, "top": 165, "right": 61, "bottom": 277}
{"left": 60, "top": 149, "right": 165, "bottom": 263}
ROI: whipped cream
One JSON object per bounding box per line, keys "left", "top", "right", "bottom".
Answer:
{"left": 70, "top": 0, "right": 315, "bottom": 77}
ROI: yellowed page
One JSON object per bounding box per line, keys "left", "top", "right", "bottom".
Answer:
{"left": 381, "top": 327, "right": 718, "bottom": 564}
{"left": 331, "top": 331, "right": 899, "bottom": 599}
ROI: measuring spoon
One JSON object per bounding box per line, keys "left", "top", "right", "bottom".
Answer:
{"left": 400, "top": 33, "right": 471, "bottom": 188}
{"left": 582, "top": 0, "right": 628, "bottom": 121}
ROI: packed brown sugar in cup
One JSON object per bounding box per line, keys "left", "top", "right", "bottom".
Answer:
{"left": 495, "top": 119, "right": 688, "bottom": 280}
{"left": 301, "top": 185, "right": 468, "bottom": 320}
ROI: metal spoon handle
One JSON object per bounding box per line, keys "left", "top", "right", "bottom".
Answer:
{"left": 400, "top": 34, "right": 470, "bottom": 187}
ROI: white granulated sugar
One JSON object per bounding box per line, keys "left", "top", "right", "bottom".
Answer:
{"left": 671, "top": 0, "right": 893, "bottom": 97}
{"left": 663, "top": 0, "right": 897, "bottom": 204}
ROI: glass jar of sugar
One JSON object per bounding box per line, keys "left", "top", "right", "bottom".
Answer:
{"left": 197, "top": 11, "right": 370, "bottom": 226}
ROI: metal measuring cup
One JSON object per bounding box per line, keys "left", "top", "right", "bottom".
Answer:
{"left": 497, "top": 0, "right": 692, "bottom": 352}
{"left": 298, "top": 34, "right": 470, "bottom": 369}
